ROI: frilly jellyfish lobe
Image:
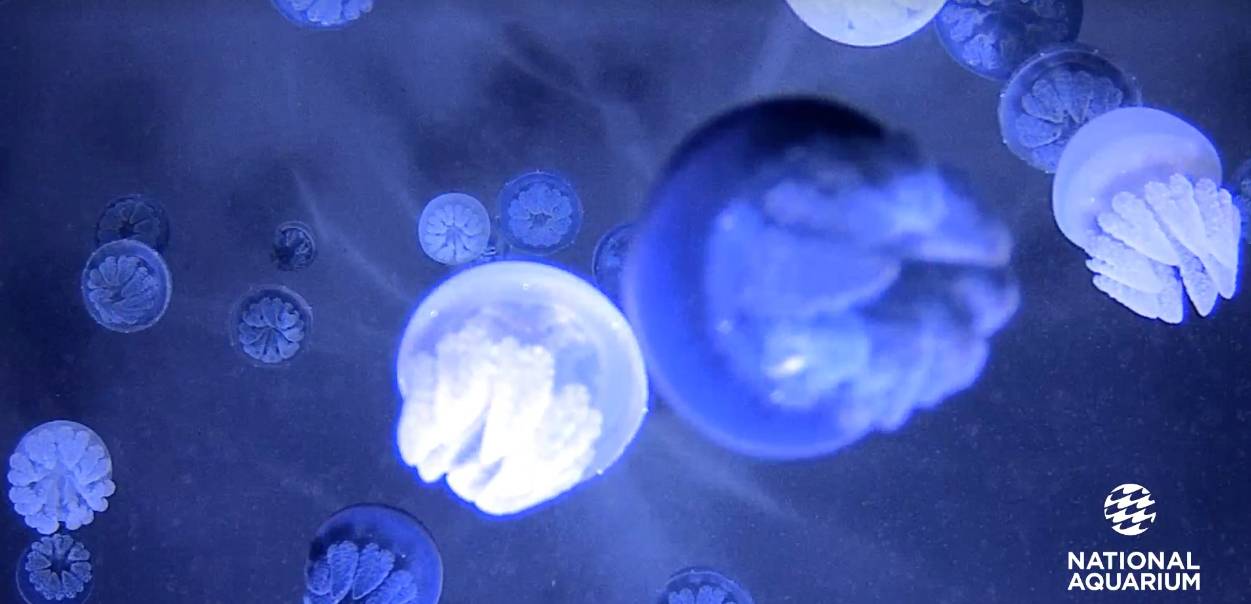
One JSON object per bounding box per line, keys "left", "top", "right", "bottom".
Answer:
{"left": 273, "top": 221, "right": 318, "bottom": 271}
{"left": 95, "top": 193, "right": 170, "bottom": 252}
{"left": 395, "top": 261, "right": 648, "bottom": 516}
{"left": 999, "top": 43, "right": 1142, "bottom": 173}
{"left": 81, "top": 240, "right": 172, "bottom": 334}
{"left": 591, "top": 222, "right": 635, "bottom": 304}
{"left": 305, "top": 504, "right": 442, "bottom": 604}
{"left": 230, "top": 286, "right": 312, "bottom": 365}
{"left": 271, "top": 0, "right": 373, "bottom": 30}
{"left": 624, "top": 99, "right": 1018, "bottom": 460}
{"left": 1052, "top": 107, "right": 1240, "bottom": 323}
{"left": 419, "top": 193, "right": 492, "bottom": 266}
{"left": 658, "top": 568, "right": 754, "bottom": 604}
{"left": 935, "top": 0, "right": 1083, "bottom": 81}
{"left": 8, "top": 421, "right": 116, "bottom": 535}
{"left": 496, "top": 171, "right": 583, "bottom": 256}
{"left": 17, "top": 534, "right": 94, "bottom": 604}
{"left": 1229, "top": 158, "right": 1251, "bottom": 242}
{"left": 784, "top": 0, "right": 946, "bottom": 47}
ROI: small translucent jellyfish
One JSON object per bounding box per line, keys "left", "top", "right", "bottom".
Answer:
{"left": 657, "top": 568, "right": 754, "bottom": 604}
{"left": 1228, "top": 158, "right": 1251, "bottom": 242}
{"left": 934, "top": 0, "right": 1084, "bottom": 81}
{"left": 624, "top": 99, "right": 1018, "bottom": 459}
{"left": 395, "top": 261, "right": 648, "bottom": 516}
{"left": 999, "top": 43, "right": 1142, "bottom": 173}
{"left": 468, "top": 229, "right": 513, "bottom": 266}
{"left": 17, "top": 534, "right": 94, "bottom": 604}
{"left": 7, "top": 421, "right": 116, "bottom": 535}
{"left": 94, "top": 193, "right": 170, "bottom": 252}
{"left": 273, "top": 221, "right": 318, "bottom": 271}
{"left": 271, "top": 0, "right": 373, "bottom": 30}
{"left": 591, "top": 222, "right": 635, "bottom": 304}
{"left": 229, "top": 285, "right": 313, "bottom": 366}
{"left": 418, "top": 193, "right": 492, "bottom": 266}
{"left": 784, "top": 0, "right": 947, "bottom": 47}
{"left": 80, "top": 239, "right": 172, "bottom": 334}
{"left": 305, "top": 504, "right": 442, "bottom": 604}
{"left": 496, "top": 171, "right": 583, "bottom": 256}
{"left": 1052, "top": 107, "right": 1241, "bottom": 323}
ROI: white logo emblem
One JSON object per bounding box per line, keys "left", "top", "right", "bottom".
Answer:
{"left": 1104, "top": 484, "right": 1157, "bottom": 536}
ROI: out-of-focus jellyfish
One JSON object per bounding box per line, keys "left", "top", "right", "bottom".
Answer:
{"left": 784, "top": 0, "right": 946, "bottom": 48}
{"left": 658, "top": 568, "right": 754, "bottom": 604}
{"left": 934, "top": 0, "right": 1083, "bottom": 81}
{"left": 273, "top": 221, "right": 318, "bottom": 271}
{"left": 418, "top": 193, "right": 492, "bottom": 266}
{"left": 80, "top": 240, "right": 172, "bottom": 334}
{"left": 496, "top": 171, "right": 583, "bottom": 256}
{"left": 1052, "top": 107, "right": 1241, "bottom": 323}
{"left": 591, "top": 222, "right": 635, "bottom": 304}
{"left": 305, "top": 504, "right": 442, "bottom": 604}
{"left": 7, "top": 421, "right": 115, "bottom": 535}
{"left": 17, "top": 534, "right": 94, "bottom": 604}
{"left": 229, "top": 285, "right": 312, "bottom": 366}
{"left": 623, "top": 98, "right": 1018, "bottom": 460}
{"left": 1228, "top": 158, "right": 1251, "bottom": 242}
{"left": 999, "top": 43, "right": 1142, "bottom": 173}
{"left": 95, "top": 193, "right": 170, "bottom": 253}
{"left": 271, "top": 0, "right": 373, "bottom": 30}
{"left": 395, "top": 261, "right": 648, "bottom": 516}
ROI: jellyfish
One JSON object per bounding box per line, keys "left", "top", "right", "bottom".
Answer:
{"left": 418, "top": 193, "right": 492, "bottom": 266}
{"left": 273, "top": 221, "right": 318, "bottom": 271}
{"left": 80, "top": 239, "right": 172, "bottom": 334}
{"left": 784, "top": 0, "right": 947, "bottom": 48}
{"left": 591, "top": 222, "right": 635, "bottom": 304}
{"left": 7, "top": 421, "right": 116, "bottom": 536}
{"left": 95, "top": 193, "right": 170, "bottom": 252}
{"left": 395, "top": 261, "right": 648, "bottom": 516}
{"left": 1228, "top": 157, "right": 1251, "bottom": 242}
{"left": 496, "top": 171, "right": 583, "bottom": 256}
{"left": 229, "top": 285, "right": 312, "bottom": 366}
{"left": 623, "top": 99, "right": 1018, "bottom": 460}
{"left": 271, "top": 0, "right": 373, "bottom": 30}
{"left": 1052, "top": 107, "right": 1241, "bottom": 323}
{"left": 16, "top": 533, "right": 94, "bottom": 604}
{"left": 305, "top": 504, "right": 442, "bottom": 604}
{"left": 934, "top": 0, "right": 1083, "bottom": 81}
{"left": 999, "top": 43, "right": 1142, "bottom": 173}
{"left": 658, "top": 568, "right": 754, "bottom": 604}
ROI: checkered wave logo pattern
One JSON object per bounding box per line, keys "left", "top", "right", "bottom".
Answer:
{"left": 1103, "top": 484, "right": 1157, "bottom": 536}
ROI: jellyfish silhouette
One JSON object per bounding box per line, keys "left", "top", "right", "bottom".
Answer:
{"left": 305, "top": 504, "right": 442, "bottom": 604}
{"left": 1052, "top": 107, "right": 1241, "bottom": 323}
{"left": 7, "top": 421, "right": 116, "bottom": 535}
{"left": 496, "top": 171, "right": 583, "bottom": 256}
{"left": 1229, "top": 157, "right": 1251, "bottom": 242}
{"left": 591, "top": 222, "right": 635, "bottom": 304}
{"left": 229, "top": 285, "right": 312, "bottom": 366}
{"left": 95, "top": 194, "right": 170, "bottom": 253}
{"left": 623, "top": 98, "right": 1018, "bottom": 460}
{"left": 395, "top": 261, "right": 648, "bottom": 515}
{"left": 17, "top": 533, "right": 94, "bottom": 604}
{"left": 935, "top": 0, "right": 1083, "bottom": 81}
{"left": 999, "top": 43, "right": 1142, "bottom": 173}
{"left": 658, "top": 568, "right": 754, "bottom": 604}
{"left": 271, "top": 0, "right": 373, "bottom": 30}
{"left": 419, "top": 193, "right": 492, "bottom": 266}
{"left": 784, "top": 0, "right": 947, "bottom": 47}
{"left": 80, "top": 240, "right": 172, "bottom": 334}
{"left": 273, "top": 221, "right": 318, "bottom": 271}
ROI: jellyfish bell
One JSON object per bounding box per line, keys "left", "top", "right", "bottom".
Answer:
{"left": 8, "top": 420, "right": 116, "bottom": 535}
{"left": 496, "top": 170, "right": 584, "bottom": 256}
{"left": 271, "top": 0, "right": 374, "bottom": 30}
{"left": 657, "top": 567, "right": 754, "bottom": 604}
{"left": 784, "top": 0, "right": 947, "bottom": 48}
{"left": 17, "top": 534, "right": 95, "bottom": 604}
{"left": 419, "top": 192, "right": 492, "bottom": 266}
{"left": 306, "top": 504, "right": 442, "bottom": 604}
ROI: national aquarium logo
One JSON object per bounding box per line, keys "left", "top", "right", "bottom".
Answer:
{"left": 1103, "top": 483, "right": 1156, "bottom": 536}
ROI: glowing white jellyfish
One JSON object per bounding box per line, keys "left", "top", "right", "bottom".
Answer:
{"left": 784, "top": 0, "right": 947, "bottom": 47}
{"left": 394, "top": 261, "right": 648, "bottom": 516}
{"left": 1053, "top": 107, "right": 1241, "bottom": 323}
{"left": 7, "top": 421, "right": 116, "bottom": 535}
{"left": 418, "top": 193, "right": 493, "bottom": 266}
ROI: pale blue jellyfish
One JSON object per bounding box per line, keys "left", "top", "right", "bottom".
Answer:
{"left": 395, "top": 261, "right": 648, "bottom": 515}
{"left": 1052, "top": 107, "right": 1241, "bottom": 323}
{"left": 496, "top": 171, "right": 583, "bottom": 256}
{"left": 17, "top": 534, "right": 94, "bottom": 604}
{"left": 305, "top": 504, "right": 442, "bottom": 604}
{"left": 8, "top": 421, "right": 115, "bottom": 535}
{"left": 418, "top": 193, "right": 492, "bottom": 266}
{"left": 271, "top": 0, "right": 373, "bottom": 30}
{"left": 230, "top": 285, "right": 312, "bottom": 366}
{"left": 935, "top": 0, "right": 1083, "bottom": 81}
{"left": 999, "top": 43, "right": 1142, "bottom": 173}
{"left": 624, "top": 99, "right": 1018, "bottom": 459}
{"left": 273, "top": 221, "right": 318, "bottom": 271}
{"left": 784, "top": 0, "right": 947, "bottom": 47}
{"left": 1228, "top": 158, "right": 1251, "bottom": 242}
{"left": 95, "top": 193, "right": 170, "bottom": 253}
{"left": 81, "top": 239, "right": 172, "bottom": 334}
{"left": 658, "top": 568, "right": 754, "bottom": 604}
{"left": 591, "top": 222, "right": 635, "bottom": 304}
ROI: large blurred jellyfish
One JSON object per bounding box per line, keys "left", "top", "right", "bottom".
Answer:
{"left": 230, "top": 286, "right": 313, "bottom": 366}
{"left": 273, "top": 221, "right": 318, "bottom": 271}
{"left": 81, "top": 240, "right": 172, "bottom": 334}
{"left": 658, "top": 568, "right": 754, "bottom": 604}
{"left": 623, "top": 99, "right": 1018, "bottom": 459}
{"left": 999, "top": 43, "right": 1142, "bottom": 173}
{"left": 271, "top": 0, "right": 373, "bottom": 30}
{"left": 591, "top": 222, "right": 635, "bottom": 304}
{"left": 95, "top": 193, "right": 170, "bottom": 253}
{"left": 418, "top": 193, "right": 492, "bottom": 266}
{"left": 1229, "top": 157, "right": 1251, "bottom": 242}
{"left": 17, "top": 534, "right": 94, "bottom": 604}
{"left": 1052, "top": 107, "right": 1241, "bottom": 323}
{"left": 496, "top": 171, "right": 583, "bottom": 256}
{"left": 784, "top": 0, "right": 946, "bottom": 47}
{"left": 305, "top": 504, "right": 442, "bottom": 604}
{"left": 8, "top": 421, "right": 115, "bottom": 535}
{"left": 395, "top": 261, "right": 648, "bottom": 515}
{"left": 935, "top": 0, "right": 1083, "bottom": 81}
